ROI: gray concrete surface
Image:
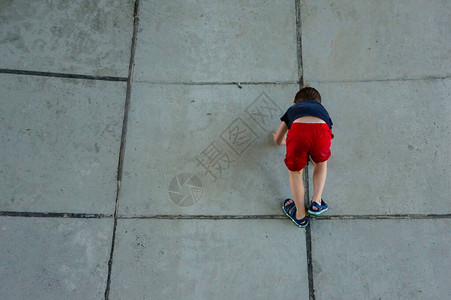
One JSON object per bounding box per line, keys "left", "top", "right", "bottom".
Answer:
{"left": 0, "top": 217, "right": 113, "bottom": 299}
{"left": 134, "top": 0, "right": 298, "bottom": 83}
{"left": 0, "top": 0, "right": 133, "bottom": 76}
{"left": 119, "top": 83, "right": 295, "bottom": 216}
{"left": 109, "top": 219, "right": 308, "bottom": 299}
{"left": 311, "top": 79, "right": 451, "bottom": 215}
{"left": 0, "top": 0, "right": 450, "bottom": 299}
{"left": 311, "top": 219, "right": 451, "bottom": 299}
{"left": 302, "top": 0, "right": 450, "bottom": 82}
{"left": 0, "top": 75, "right": 125, "bottom": 214}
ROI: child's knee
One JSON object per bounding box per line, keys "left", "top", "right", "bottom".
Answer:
{"left": 288, "top": 169, "right": 304, "bottom": 175}
{"left": 312, "top": 160, "right": 327, "bottom": 168}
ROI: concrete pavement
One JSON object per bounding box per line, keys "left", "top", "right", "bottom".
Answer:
{"left": 1, "top": 0, "right": 450, "bottom": 299}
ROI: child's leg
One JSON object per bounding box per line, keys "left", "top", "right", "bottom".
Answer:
{"left": 287, "top": 169, "right": 306, "bottom": 219}
{"left": 311, "top": 160, "right": 327, "bottom": 207}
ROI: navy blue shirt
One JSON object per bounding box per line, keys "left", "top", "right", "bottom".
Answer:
{"left": 280, "top": 100, "right": 333, "bottom": 129}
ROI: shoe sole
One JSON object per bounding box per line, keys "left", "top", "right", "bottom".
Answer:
{"left": 308, "top": 207, "right": 328, "bottom": 216}
{"left": 282, "top": 205, "right": 309, "bottom": 228}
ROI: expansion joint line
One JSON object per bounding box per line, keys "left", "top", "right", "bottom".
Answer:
{"left": 1, "top": 212, "right": 448, "bottom": 220}
{"left": 0, "top": 211, "right": 111, "bottom": 218}
{"left": 294, "top": 0, "right": 315, "bottom": 298}
{"left": 0, "top": 68, "right": 127, "bottom": 82}
{"left": 104, "top": 1, "right": 140, "bottom": 299}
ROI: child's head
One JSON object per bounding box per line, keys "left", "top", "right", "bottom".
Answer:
{"left": 294, "top": 87, "right": 321, "bottom": 104}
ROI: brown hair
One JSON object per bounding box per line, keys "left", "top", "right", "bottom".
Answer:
{"left": 294, "top": 87, "right": 321, "bottom": 104}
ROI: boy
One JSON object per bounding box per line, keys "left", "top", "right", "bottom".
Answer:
{"left": 272, "top": 87, "right": 334, "bottom": 227}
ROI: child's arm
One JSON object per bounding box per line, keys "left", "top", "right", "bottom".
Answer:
{"left": 272, "top": 122, "right": 288, "bottom": 145}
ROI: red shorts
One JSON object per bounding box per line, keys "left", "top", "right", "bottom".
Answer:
{"left": 284, "top": 123, "right": 334, "bottom": 171}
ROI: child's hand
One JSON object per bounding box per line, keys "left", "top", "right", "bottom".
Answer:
{"left": 272, "top": 132, "right": 286, "bottom": 145}
{"left": 273, "top": 122, "right": 288, "bottom": 146}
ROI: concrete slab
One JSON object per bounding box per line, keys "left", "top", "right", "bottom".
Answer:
{"left": 311, "top": 218, "right": 451, "bottom": 299}
{"left": 307, "top": 79, "right": 450, "bottom": 215}
{"left": 301, "top": 0, "right": 451, "bottom": 82}
{"left": 109, "top": 219, "right": 308, "bottom": 299}
{"left": 0, "top": 75, "right": 126, "bottom": 214}
{"left": 134, "top": 0, "right": 298, "bottom": 83}
{"left": 118, "top": 83, "right": 299, "bottom": 216}
{"left": 0, "top": 0, "right": 133, "bottom": 76}
{"left": 0, "top": 217, "right": 113, "bottom": 299}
